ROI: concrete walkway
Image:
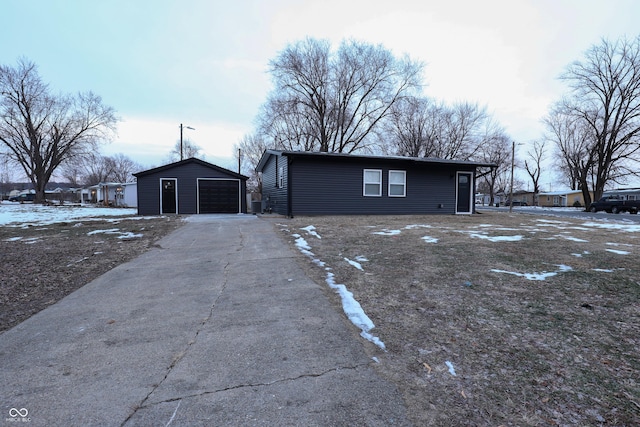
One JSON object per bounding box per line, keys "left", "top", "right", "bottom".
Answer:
{"left": 0, "top": 215, "right": 410, "bottom": 426}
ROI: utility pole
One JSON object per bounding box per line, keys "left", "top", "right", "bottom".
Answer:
{"left": 509, "top": 141, "right": 516, "bottom": 213}
{"left": 179, "top": 123, "right": 195, "bottom": 161}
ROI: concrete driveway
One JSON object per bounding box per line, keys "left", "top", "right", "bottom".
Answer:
{"left": 0, "top": 215, "right": 409, "bottom": 426}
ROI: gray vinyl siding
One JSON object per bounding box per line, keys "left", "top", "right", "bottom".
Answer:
{"left": 136, "top": 161, "right": 247, "bottom": 215}
{"left": 261, "top": 154, "right": 289, "bottom": 215}
{"left": 288, "top": 157, "right": 472, "bottom": 215}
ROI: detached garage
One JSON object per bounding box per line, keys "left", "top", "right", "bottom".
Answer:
{"left": 134, "top": 158, "right": 248, "bottom": 215}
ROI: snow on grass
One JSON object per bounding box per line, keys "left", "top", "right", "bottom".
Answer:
{"left": 403, "top": 224, "right": 432, "bottom": 230}
{"left": 557, "top": 235, "right": 589, "bottom": 242}
{"left": 606, "top": 248, "right": 630, "bottom": 255}
{"left": 372, "top": 229, "right": 402, "bottom": 236}
{"left": 469, "top": 233, "right": 523, "bottom": 242}
{"left": 344, "top": 257, "right": 364, "bottom": 270}
{"left": 87, "top": 228, "right": 143, "bottom": 239}
{"left": 581, "top": 221, "right": 640, "bottom": 232}
{"left": 491, "top": 264, "right": 573, "bottom": 281}
{"left": 290, "top": 231, "right": 384, "bottom": 349}
{"left": 300, "top": 225, "right": 321, "bottom": 239}
{"left": 445, "top": 361, "right": 457, "bottom": 376}
{"left": 325, "top": 272, "right": 385, "bottom": 349}
{"left": 592, "top": 268, "right": 615, "bottom": 273}
{"left": 0, "top": 202, "right": 138, "bottom": 227}
{"left": 421, "top": 236, "right": 438, "bottom": 243}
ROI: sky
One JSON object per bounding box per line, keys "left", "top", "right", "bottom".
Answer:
{"left": 2, "top": 0, "right": 639, "bottom": 188}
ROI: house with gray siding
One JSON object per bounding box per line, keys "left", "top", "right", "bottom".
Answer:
{"left": 134, "top": 158, "right": 248, "bottom": 215}
{"left": 256, "top": 150, "right": 494, "bottom": 216}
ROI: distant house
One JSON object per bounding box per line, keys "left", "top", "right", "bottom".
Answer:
{"left": 538, "top": 190, "right": 593, "bottom": 207}
{"left": 256, "top": 150, "right": 494, "bottom": 216}
{"left": 604, "top": 188, "right": 640, "bottom": 201}
{"left": 134, "top": 158, "right": 248, "bottom": 215}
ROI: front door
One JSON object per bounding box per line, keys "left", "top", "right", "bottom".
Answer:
{"left": 161, "top": 179, "right": 177, "bottom": 214}
{"left": 456, "top": 172, "right": 473, "bottom": 214}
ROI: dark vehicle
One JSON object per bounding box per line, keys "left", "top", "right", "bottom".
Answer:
{"left": 589, "top": 195, "right": 640, "bottom": 214}
{"left": 8, "top": 193, "right": 35, "bottom": 203}
{"left": 505, "top": 200, "right": 528, "bottom": 206}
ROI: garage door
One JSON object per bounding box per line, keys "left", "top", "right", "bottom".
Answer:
{"left": 198, "top": 179, "right": 240, "bottom": 213}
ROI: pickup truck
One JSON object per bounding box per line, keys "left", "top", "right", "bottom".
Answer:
{"left": 588, "top": 196, "right": 640, "bottom": 214}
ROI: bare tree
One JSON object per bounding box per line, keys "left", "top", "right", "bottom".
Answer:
{"left": 559, "top": 36, "right": 640, "bottom": 205}
{"left": 263, "top": 37, "right": 423, "bottom": 154}
{"left": 167, "top": 138, "right": 203, "bottom": 162}
{"left": 79, "top": 153, "right": 116, "bottom": 186}
{"left": 386, "top": 98, "right": 491, "bottom": 160}
{"left": 544, "top": 106, "right": 595, "bottom": 193}
{"left": 110, "top": 153, "right": 141, "bottom": 182}
{"left": 0, "top": 58, "right": 117, "bottom": 203}
{"left": 435, "top": 102, "right": 488, "bottom": 160}
{"left": 234, "top": 133, "right": 267, "bottom": 193}
{"left": 523, "top": 140, "right": 547, "bottom": 200}
{"left": 476, "top": 133, "right": 511, "bottom": 205}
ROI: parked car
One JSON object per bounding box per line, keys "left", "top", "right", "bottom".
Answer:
{"left": 8, "top": 193, "right": 35, "bottom": 203}
{"left": 505, "top": 200, "right": 528, "bottom": 206}
{"left": 589, "top": 196, "right": 640, "bottom": 214}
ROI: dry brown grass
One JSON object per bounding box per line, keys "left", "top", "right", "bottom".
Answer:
{"left": 273, "top": 212, "right": 640, "bottom": 426}
{"left": 0, "top": 215, "right": 183, "bottom": 332}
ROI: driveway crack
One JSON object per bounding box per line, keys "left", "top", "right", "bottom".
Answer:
{"left": 120, "top": 259, "right": 231, "bottom": 427}
{"left": 138, "top": 362, "right": 372, "bottom": 409}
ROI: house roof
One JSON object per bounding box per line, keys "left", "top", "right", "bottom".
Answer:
{"left": 256, "top": 149, "right": 496, "bottom": 172}
{"left": 134, "top": 157, "right": 248, "bottom": 180}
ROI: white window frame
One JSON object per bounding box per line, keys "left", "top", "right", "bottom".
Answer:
{"left": 363, "top": 169, "right": 382, "bottom": 197}
{"left": 388, "top": 170, "right": 406, "bottom": 197}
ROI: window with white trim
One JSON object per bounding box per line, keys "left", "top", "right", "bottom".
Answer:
{"left": 363, "top": 169, "right": 382, "bottom": 196}
{"left": 388, "top": 170, "right": 406, "bottom": 197}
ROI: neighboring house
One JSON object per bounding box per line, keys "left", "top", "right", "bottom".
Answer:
{"left": 134, "top": 158, "right": 248, "bottom": 215}
{"left": 256, "top": 150, "right": 494, "bottom": 216}
{"left": 604, "top": 188, "right": 640, "bottom": 201}
{"left": 508, "top": 190, "right": 536, "bottom": 206}
{"left": 538, "top": 190, "right": 593, "bottom": 207}
{"left": 121, "top": 182, "right": 137, "bottom": 208}
{"left": 86, "top": 182, "right": 123, "bottom": 206}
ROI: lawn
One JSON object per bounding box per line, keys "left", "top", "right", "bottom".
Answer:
{"left": 276, "top": 212, "right": 639, "bottom": 426}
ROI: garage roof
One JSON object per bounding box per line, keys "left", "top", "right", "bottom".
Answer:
{"left": 134, "top": 157, "right": 248, "bottom": 180}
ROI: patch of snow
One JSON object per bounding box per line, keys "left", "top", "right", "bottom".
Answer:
{"left": 300, "top": 225, "right": 321, "bottom": 239}
{"left": 4, "top": 237, "right": 23, "bottom": 242}
{"left": 325, "top": 272, "right": 385, "bottom": 349}
{"left": 0, "top": 203, "right": 137, "bottom": 227}
{"left": 606, "top": 249, "right": 630, "bottom": 255}
{"left": 491, "top": 264, "right": 573, "bottom": 281}
{"left": 355, "top": 255, "right": 369, "bottom": 262}
{"left": 470, "top": 233, "right": 523, "bottom": 242}
{"left": 87, "top": 228, "right": 120, "bottom": 236}
{"left": 445, "top": 361, "right": 457, "bottom": 376}
{"left": 289, "top": 230, "right": 385, "bottom": 350}
{"left": 372, "top": 229, "right": 401, "bottom": 236}
{"left": 117, "top": 232, "right": 143, "bottom": 239}
{"left": 344, "top": 257, "right": 364, "bottom": 271}
{"left": 592, "top": 268, "right": 614, "bottom": 273}
{"left": 558, "top": 235, "right": 588, "bottom": 242}
{"left": 582, "top": 221, "right": 640, "bottom": 233}
{"left": 404, "top": 224, "right": 432, "bottom": 230}
{"left": 421, "top": 236, "right": 438, "bottom": 243}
